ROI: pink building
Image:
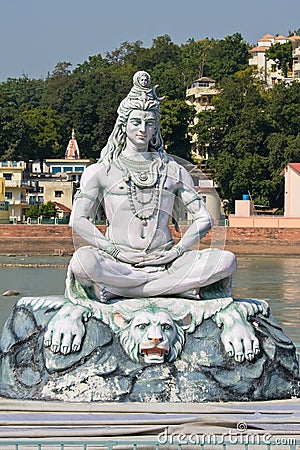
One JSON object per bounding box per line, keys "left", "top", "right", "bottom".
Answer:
{"left": 228, "top": 162, "right": 300, "bottom": 227}
{"left": 281, "top": 163, "right": 300, "bottom": 217}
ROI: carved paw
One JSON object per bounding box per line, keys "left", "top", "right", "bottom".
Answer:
{"left": 214, "top": 299, "right": 268, "bottom": 363}
{"left": 220, "top": 320, "right": 260, "bottom": 363}
{"left": 44, "top": 304, "right": 91, "bottom": 354}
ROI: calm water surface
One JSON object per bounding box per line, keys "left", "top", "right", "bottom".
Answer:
{"left": 0, "top": 255, "right": 299, "bottom": 345}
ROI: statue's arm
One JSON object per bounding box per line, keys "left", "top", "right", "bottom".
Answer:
{"left": 174, "top": 168, "right": 213, "bottom": 252}
{"left": 135, "top": 167, "right": 212, "bottom": 267}
{"left": 70, "top": 164, "right": 113, "bottom": 251}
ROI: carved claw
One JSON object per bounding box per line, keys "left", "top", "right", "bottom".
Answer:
{"left": 235, "top": 353, "right": 245, "bottom": 363}
{"left": 62, "top": 346, "right": 70, "bottom": 355}
{"left": 51, "top": 344, "right": 59, "bottom": 353}
{"left": 247, "top": 352, "right": 255, "bottom": 362}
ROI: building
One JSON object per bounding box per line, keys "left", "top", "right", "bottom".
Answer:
{"left": 0, "top": 161, "right": 27, "bottom": 221}
{"left": 186, "top": 77, "right": 220, "bottom": 161}
{"left": 248, "top": 33, "right": 300, "bottom": 86}
{"left": 30, "top": 130, "right": 91, "bottom": 183}
{"left": 249, "top": 34, "right": 293, "bottom": 86}
{"left": 280, "top": 163, "right": 300, "bottom": 217}
{"left": 27, "top": 130, "right": 92, "bottom": 217}
{"left": 290, "top": 34, "right": 300, "bottom": 80}
{"left": 0, "top": 130, "right": 92, "bottom": 222}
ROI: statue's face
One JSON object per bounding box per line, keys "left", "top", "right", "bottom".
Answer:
{"left": 126, "top": 110, "right": 156, "bottom": 151}
{"left": 139, "top": 74, "right": 149, "bottom": 87}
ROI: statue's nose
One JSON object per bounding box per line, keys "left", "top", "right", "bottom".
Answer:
{"left": 148, "top": 326, "right": 162, "bottom": 345}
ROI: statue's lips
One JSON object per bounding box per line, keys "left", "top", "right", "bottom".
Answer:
{"left": 142, "top": 347, "right": 167, "bottom": 358}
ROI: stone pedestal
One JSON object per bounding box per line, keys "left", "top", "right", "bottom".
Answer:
{"left": 0, "top": 296, "right": 298, "bottom": 402}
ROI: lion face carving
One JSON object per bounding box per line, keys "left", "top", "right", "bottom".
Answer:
{"left": 112, "top": 309, "right": 192, "bottom": 364}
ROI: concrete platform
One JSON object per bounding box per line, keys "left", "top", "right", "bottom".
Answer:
{"left": 0, "top": 397, "right": 299, "bottom": 448}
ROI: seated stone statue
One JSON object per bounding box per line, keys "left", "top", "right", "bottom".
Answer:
{"left": 44, "top": 71, "right": 255, "bottom": 361}
{"left": 65, "top": 70, "right": 236, "bottom": 305}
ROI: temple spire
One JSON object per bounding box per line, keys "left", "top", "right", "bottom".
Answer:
{"left": 65, "top": 128, "right": 80, "bottom": 159}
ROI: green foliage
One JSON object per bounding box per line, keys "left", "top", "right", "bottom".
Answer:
{"left": 204, "top": 33, "right": 250, "bottom": 82}
{"left": 26, "top": 201, "right": 57, "bottom": 218}
{"left": 194, "top": 71, "right": 300, "bottom": 211}
{"left": 265, "top": 42, "right": 293, "bottom": 78}
{"left": 160, "top": 99, "right": 193, "bottom": 159}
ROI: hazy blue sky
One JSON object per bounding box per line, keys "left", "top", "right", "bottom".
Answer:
{"left": 0, "top": 0, "right": 299, "bottom": 81}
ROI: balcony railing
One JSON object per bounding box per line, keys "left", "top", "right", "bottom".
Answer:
{"left": 294, "top": 62, "right": 300, "bottom": 71}
{"left": 293, "top": 47, "right": 300, "bottom": 56}
{"left": 3, "top": 180, "right": 22, "bottom": 188}
{"left": 0, "top": 161, "right": 25, "bottom": 168}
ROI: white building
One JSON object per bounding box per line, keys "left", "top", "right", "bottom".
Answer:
{"left": 249, "top": 34, "right": 292, "bottom": 86}
{"left": 290, "top": 34, "right": 300, "bottom": 80}
{"left": 186, "top": 77, "right": 220, "bottom": 161}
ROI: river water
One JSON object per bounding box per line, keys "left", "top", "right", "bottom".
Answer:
{"left": 0, "top": 255, "right": 299, "bottom": 346}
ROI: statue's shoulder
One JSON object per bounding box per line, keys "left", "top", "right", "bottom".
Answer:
{"left": 79, "top": 162, "right": 107, "bottom": 189}
{"left": 163, "top": 156, "right": 186, "bottom": 182}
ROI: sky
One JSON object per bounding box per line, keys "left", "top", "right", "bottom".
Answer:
{"left": 0, "top": 0, "right": 299, "bottom": 81}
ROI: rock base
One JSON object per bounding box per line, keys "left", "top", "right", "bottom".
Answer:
{"left": 0, "top": 296, "right": 298, "bottom": 402}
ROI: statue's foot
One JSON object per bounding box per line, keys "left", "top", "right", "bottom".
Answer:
{"left": 199, "top": 277, "right": 232, "bottom": 300}
{"left": 175, "top": 288, "right": 200, "bottom": 300}
{"left": 93, "top": 284, "right": 118, "bottom": 302}
{"left": 44, "top": 304, "right": 91, "bottom": 354}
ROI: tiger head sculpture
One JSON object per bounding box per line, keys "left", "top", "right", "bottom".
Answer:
{"left": 112, "top": 307, "right": 192, "bottom": 364}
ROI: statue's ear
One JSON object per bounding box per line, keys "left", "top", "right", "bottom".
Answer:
{"left": 113, "top": 312, "right": 130, "bottom": 329}
{"left": 176, "top": 313, "right": 192, "bottom": 330}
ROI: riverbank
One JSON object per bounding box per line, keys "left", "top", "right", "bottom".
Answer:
{"left": 0, "top": 224, "right": 300, "bottom": 256}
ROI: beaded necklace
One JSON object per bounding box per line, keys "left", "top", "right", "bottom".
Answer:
{"left": 118, "top": 153, "right": 161, "bottom": 235}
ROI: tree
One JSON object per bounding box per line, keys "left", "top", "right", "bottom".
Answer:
{"left": 205, "top": 33, "right": 250, "bottom": 82}
{"left": 105, "top": 40, "right": 143, "bottom": 64}
{"left": 265, "top": 42, "right": 293, "bottom": 78}
{"left": 26, "top": 201, "right": 57, "bottom": 218}
{"left": 18, "top": 107, "right": 64, "bottom": 163}
{"left": 39, "top": 201, "right": 57, "bottom": 217}
{"left": 160, "top": 99, "right": 193, "bottom": 159}
{"left": 180, "top": 38, "right": 211, "bottom": 86}
{"left": 193, "top": 70, "right": 275, "bottom": 210}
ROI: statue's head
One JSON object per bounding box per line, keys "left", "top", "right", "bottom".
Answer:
{"left": 100, "top": 71, "right": 165, "bottom": 170}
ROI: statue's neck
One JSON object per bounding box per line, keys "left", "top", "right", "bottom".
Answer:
{"left": 122, "top": 147, "right": 153, "bottom": 162}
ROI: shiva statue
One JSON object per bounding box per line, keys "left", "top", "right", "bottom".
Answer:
{"left": 65, "top": 70, "right": 236, "bottom": 303}
{"left": 41, "top": 71, "right": 266, "bottom": 363}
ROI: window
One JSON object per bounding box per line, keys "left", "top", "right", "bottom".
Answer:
{"left": 55, "top": 190, "right": 63, "bottom": 198}
{"left": 75, "top": 167, "right": 84, "bottom": 172}
{"left": 5, "top": 191, "right": 12, "bottom": 200}
{"left": 3, "top": 173, "right": 12, "bottom": 181}
{"left": 52, "top": 167, "right": 62, "bottom": 174}
{"left": 63, "top": 167, "right": 71, "bottom": 172}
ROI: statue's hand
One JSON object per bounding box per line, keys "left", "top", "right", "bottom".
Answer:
{"left": 214, "top": 302, "right": 260, "bottom": 363}
{"left": 116, "top": 251, "right": 147, "bottom": 265}
{"left": 134, "top": 249, "right": 178, "bottom": 267}
{"left": 220, "top": 319, "right": 260, "bottom": 363}
{"left": 44, "top": 304, "right": 92, "bottom": 354}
